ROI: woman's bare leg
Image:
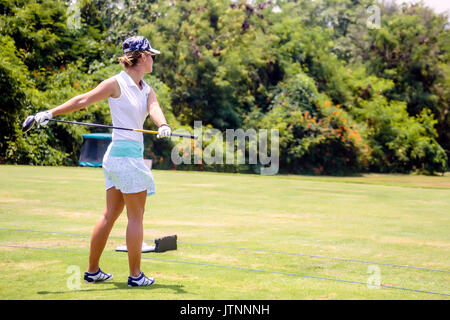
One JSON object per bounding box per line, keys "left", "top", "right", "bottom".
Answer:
{"left": 87, "top": 187, "right": 124, "bottom": 273}
{"left": 123, "top": 190, "right": 147, "bottom": 277}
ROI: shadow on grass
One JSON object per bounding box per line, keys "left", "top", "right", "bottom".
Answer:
{"left": 37, "top": 282, "right": 187, "bottom": 295}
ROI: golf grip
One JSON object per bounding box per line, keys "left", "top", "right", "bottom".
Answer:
{"left": 49, "top": 119, "right": 197, "bottom": 139}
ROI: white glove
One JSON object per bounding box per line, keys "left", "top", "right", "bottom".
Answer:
{"left": 35, "top": 111, "right": 53, "bottom": 126}
{"left": 157, "top": 124, "right": 171, "bottom": 138}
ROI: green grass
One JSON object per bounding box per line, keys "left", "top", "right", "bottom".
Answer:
{"left": 0, "top": 165, "right": 449, "bottom": 300}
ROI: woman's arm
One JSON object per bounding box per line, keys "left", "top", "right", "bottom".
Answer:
{"left": 147, "top": 88, "right": 168, "bottom": 127}
{"left": 50, "top": 78, "right": 120, "bottom": 116}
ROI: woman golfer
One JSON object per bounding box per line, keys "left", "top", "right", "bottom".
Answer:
{"left": 34, "top": 36, "right": 170, "bottom": 287}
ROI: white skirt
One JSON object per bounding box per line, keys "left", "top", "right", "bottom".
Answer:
{"left": 102, "top": 140, "right": 155, "bottom": 196}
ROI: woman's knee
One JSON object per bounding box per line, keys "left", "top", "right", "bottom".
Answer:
{"left": 103, "top": 207, "right": 123, "bottom": 224}
{"left": 126, "top": 208, "right": 144, "bottom": 222}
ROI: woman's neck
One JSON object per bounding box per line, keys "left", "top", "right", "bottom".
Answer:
{"left": 125, "top": 68, "right": 144, "bottom": 89}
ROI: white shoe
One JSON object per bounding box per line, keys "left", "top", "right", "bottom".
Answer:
{"left": 84, "top": 268, "right": 113, "bottom": 283}
{"left": 128, "top": 272, "right": 155, "bottom": 287}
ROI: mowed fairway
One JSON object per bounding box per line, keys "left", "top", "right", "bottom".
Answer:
{"left": 0, "top": 165, "right": 449, "bottom": 300}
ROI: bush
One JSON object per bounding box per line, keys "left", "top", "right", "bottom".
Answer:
{"left": 6, "top": 127, "right": 68, "bottom": 166}
{"left": 244, "top": 73, "right": 370, "bottom": 175}
{"left": 357, "top": 97, "right": 448, "bottom": 174}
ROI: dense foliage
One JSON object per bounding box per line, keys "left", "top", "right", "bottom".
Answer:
{"left": 1, "top": 0, "right": 448, "bottom": 175}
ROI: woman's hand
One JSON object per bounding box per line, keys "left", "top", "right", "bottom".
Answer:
{"left": 157, "top": 124, "right": 172, "bottom": 138}
{"left": 34, "top": 111, "right": 53, "bottom": 126}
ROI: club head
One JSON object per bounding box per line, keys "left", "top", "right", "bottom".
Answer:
{"left": 22, "top": 115, "right": 36, "bottom": 133}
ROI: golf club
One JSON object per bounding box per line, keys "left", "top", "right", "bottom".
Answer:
{"left": 22, "top": 115, "right": 198, "bottom": 139}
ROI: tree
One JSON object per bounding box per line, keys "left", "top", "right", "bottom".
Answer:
{"left": 137, "top": 0, "right": 279, "bottom": 130}
{"left": 0, "top": 35, "right": 32, "bottom": 162}
{"left": 364, "top": 4, "right": 450, "bottom": 161}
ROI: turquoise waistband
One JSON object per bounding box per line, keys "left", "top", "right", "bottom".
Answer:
{"left": 109, "top": 140, "right": 143, "bottom": 158}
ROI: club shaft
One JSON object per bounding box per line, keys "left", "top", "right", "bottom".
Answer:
{"left": 50, "top": 119, "right": 133, "bottom": 131}
{"left": 49, "top": 119, "right": 196, "bottom": 139}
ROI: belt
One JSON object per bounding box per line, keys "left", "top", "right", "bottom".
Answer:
{"left": 109, "top": 140, "right": 143, "bottom": 158}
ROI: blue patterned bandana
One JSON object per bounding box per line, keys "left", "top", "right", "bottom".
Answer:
{"left": 122, "top": 36, "right": 160, "bottom": 54}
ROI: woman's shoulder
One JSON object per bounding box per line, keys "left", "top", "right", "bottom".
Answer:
{"left": 102, "top": 76, "right": 122, "bottom": 99}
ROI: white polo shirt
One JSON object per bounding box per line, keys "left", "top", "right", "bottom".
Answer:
{"left": 108, "top": 71, "right": 151, "bottom": 142}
